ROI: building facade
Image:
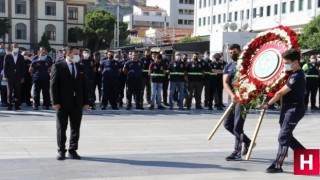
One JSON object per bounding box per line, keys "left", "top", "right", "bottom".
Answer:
{"left": 0, "top": 0, "right": 96, "bottom": 52}
{"left": 194, "top": 0, "right": 320, "bottom": 37}
{"left": 147, "top": 0, "right": 194, "bottom": 29}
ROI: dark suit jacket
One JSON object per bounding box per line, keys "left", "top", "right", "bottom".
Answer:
{"left": 4, "top": 54, "right": 25, "bottom": 80}
{"left": 50, "top": 61, "right": 89, "bottom": 109}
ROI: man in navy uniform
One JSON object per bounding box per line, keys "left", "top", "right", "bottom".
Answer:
{"left": 140, "top": 50, "right": 153, "bottom": 105}
{"left": 201, "top": 51, "right": 212, "bottom": 107}
{"left": 223, "top": 44, "right": 252, "bottom": 161}
{"left": 124, "top": 51, "right": 144, "bottom": 110}
{"left": 160, "top": 51, "right": 170, "bottom": 106}
{"left": 302, "top": 55, "right": 319, "bottom": 109}
{"left": 99, "top": 50, "right": 121, "bottom": 110}
{"left": 118, "top": 51, "right": 129, "bottom": 107}
{"left": 29, "top": 48, "right": 52, "bottom": 110}
{"left": 212, "top": 53, "right": 225, "bottom": 110}
{"left": 80, "top": 48, "right": 95, "bottom": 109}
{"left": 262, "top": 48, "right": 306, "bottom": 173}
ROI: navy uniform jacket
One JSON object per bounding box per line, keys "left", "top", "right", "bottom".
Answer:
{"left": 283, "top": 69, "right": 306, "bottom": 104}
{"left": 79, "top": 57, "right": 95, "bottom": 79}
{"left": 168, "top": 60, "right": 186, "bottom": 82}
{"left": 100, "top": 59, "right": 120, "bottom": 80}
{"left": 31, "top": 59, "right": 52, "bottom": 81}
{"left": 124, "top": 60, "right": 143, "bottom": 78}
{"left": 223, "top": 61, "right": 237, "bottom": 90}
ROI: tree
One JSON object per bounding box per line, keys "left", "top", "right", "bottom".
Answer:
{"left": 119, "top": 21, "right": 129, "bottom": 46}
{"left": 178, "top": 36, "right": 204, "bottom": 43}
{"left": 38, "top": 33, "right": 51, "bottom": 53}
{"left": 83, "top": 9, "right": 116, "bottom": 51}
{"left": 298, "top": 15, "right": 320, "bottom": 49}
{"left": 0, "top": 18, "right": 11, "bottom": 45}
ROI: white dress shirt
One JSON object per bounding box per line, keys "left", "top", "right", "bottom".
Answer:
{"left": 13, "top": 54, "right": 18, "bottom": 64}
{"left": 66, "top": 59, "right": 77, "bottom": 78}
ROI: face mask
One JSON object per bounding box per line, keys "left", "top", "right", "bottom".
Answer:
{"left": 284, "top": 64, "right": 293, "bottom": 71}
{"left": 175, "top": 56, "right": 181, "bottom": 61}
{"left": 162, "top": 54, "right": 166, "bottom": 59}
{"left": 72, "top": 55, "right": 80, "bottom": 63}
{"left": 300, "top": 59, "right": 305, "bottom": 63}
{"left": 317, "top": 58, "right": 320, "bottom": 61}
{"left": 83, "top": 53, "right": 90, "bottom": 60}
{"left": 109, "top": 55, "right": 114, "bottom": 59}
{"left": 41, "top": 55, "right": 47, "bottom": 61}
{"left": 310, "top": 59, "right": 316, "bottom": 63}
{"left": 231, "top": 54, "right": 238, "bottom": 61}
{"left": 0, "top": 49, "right": 5, "bottom": 54}
{"left": 146, "top": 55, "right": 151, "bottom": 58}
{"left": 204, "top": 55, "right": 209, "bottom": 59}
{"left": 114, "top": 58, "right": 119, "bottom": 61}
{"left": 6, "top": 51, "right": 12, "bottom": 55}
{"left": 13, "top": 48, "right": 19, "bottom": 54}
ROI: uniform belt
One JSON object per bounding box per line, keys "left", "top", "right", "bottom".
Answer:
{"left": 306, "top": 75, "right": 319, "bottom": 78}
{"left": 151, "top": 73, "right": 164, "bottom": 77}
{"left": 208, "top": 73, "right": 218, "bottom": 76}
{"left": 188, "top": 72, "right": 202, "bottom": 76}
{"left": 170, "top": 72, "right": 184, "bottom": 75}
{"left": 142, "top": 70, "right": 149, "bottom": 73}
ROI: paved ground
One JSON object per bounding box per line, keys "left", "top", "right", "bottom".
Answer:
{"left": 0, "top": 104, "right": 319, "bottom": 180}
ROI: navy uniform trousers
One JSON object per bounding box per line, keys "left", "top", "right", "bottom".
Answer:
{"left": 224, "top": 104, "right": 251, "bottom": 153}
{"left": 273, "top": 104, "right": 305, "bottom": 168}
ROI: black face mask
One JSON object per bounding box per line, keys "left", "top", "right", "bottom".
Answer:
{"left": 146, "top": 55, "right": 151, "bottom": 58}
{"left": 231, "top": 54, "right": 238, "bottom": 61}
{"left": 109, "top": 55, "right": 114, "bottom": 59}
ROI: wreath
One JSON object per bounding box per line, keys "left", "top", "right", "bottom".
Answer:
{"left": 233, "top": 25, "right": 300, "bottom": 109}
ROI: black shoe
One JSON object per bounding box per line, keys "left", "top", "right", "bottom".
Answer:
{"left": 221, "top": 104, "right": 226, "bottom": 108}
{"left": 112, "top": 107, "right": 119, "bottom": 110}
{"left": 101, "top": 105, "right": 106, "bottom": 110}
{"left": 208, "top": 107, "right": 213, "bottom": 110}
{"left": 225, "top": 152, "right": 242, "bottom": 161}
{"left": 119, "top": 102, "right": 123, "bottom": 107}
{"left": 26, "top": 102, "right": 32, "bottom": 106}
{"left": 158, "top": 105, "right": 166, "bottom": 110}
{"left": 242, "top": 142, "right": 256, "bottom": 156}
{"left": 266, "top": 164, "right": 283, "bottom": 173}
{"left": 7, "top": 105, "right": 12, "bottom": 111}
{"left": 68, "top": 151, "right": 81, "bottom": 160}
{"left": 149, "top": 105, "right": 154, "bottom": 110}
{"left": 217, "top": 106, "right": 223, "bottom": 110}
{"left": 15, "top": 106, "right": 21, "bottom": 110}
{"left": 1, "top": 103, "right": 8, "bottom": 107}
{"left": 91, "top": 106, "right": 96, "bottom": 110}
{"left": 136, "top": 106, "right": 144, "bottom": 110}
{"left": 163, "top": 102, "right": 169, "bottom": 106}
{"left": 179, "top": 107, "right": 185, "bottom": 110}
{"left": 196, "top": 106, "right": 203, "bottom": 110}
{"left": 56, "top": 152, "right": 66, "bottom": 160}
{"left": 44, "top": 106, "right": 50, "bottom": 110}
{"left": 311, "top": 106, "right": 320, "bottom": 110}
{"left": 186, "top": 107, "right": 191, "bottom": 110}
{"left": 33, "top": 105, "right": 39, "bottom": 110}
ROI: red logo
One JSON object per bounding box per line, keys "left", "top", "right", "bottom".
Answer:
{"left": 294, "top": 149, "right": 320, "bottom": 175}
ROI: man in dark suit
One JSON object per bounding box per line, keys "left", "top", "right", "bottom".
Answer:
{"left": 3, "top": 43, "right": 25, "bottom": 110}
{"left": 50, "top": 46, "right": 89, "bottom": 161}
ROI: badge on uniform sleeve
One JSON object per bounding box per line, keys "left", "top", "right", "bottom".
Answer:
{"left": 173, "top": 63, "right": 176, "bottom": 67}
{"left": 289, "top": 78, "right": 295, "bottom": 84}
{"left": 154, "top": 66, "right": 157, "bottom": 69}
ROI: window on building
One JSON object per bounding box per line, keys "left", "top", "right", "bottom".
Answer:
{"left": 198, "top": 18, "right": 201, "bottom": 26}
{"left": 282, "top": 2, "right": 286, "bottom": 14}
{"left": 45, "top": 24, "right": 56, "bottom": 41}
{"left": 156, "top": 12, "right": 162, "bottom": 16}
{"left": 208, "top": 0, "right": 210, "bottom": 6}
{"left": 267, "top": 6, "right": 271, "bottom": 16}
{"left": 224, "top": 0, "right": 226, "bottom": 3}
{"left": 299, "top": 0, "right": 303, "bottom": 11}
{"left": 223, "top": 13, "right": 226, "bottom": 22}
{"left": 190, "top": 10, "right": 194, "bottom": 15}
{"left": 203, "top": 17, "right": 206, "bottom": 26}
{"left": 178, "top": 19, "right": 183, "bottom": 24}
{"left": 188, "top": 20, "right": 194, "bottom": 25}
{"left": 318, "top": 0, "right": 320, "bottom": 7}
{"left": 246, "top": 9, "right": 250, "bottom": 19}
{"left": 234, "top": 11, "right": 238, "bottom": 21}
{"left": 228, "top": 12, "right": 232, "bottom": 21}
{"left": 68, "top": 28, "right": 77, "bottom": 43}
{"left": 308, "top": 0, "right": 312, "bottom": 9}
{"left": 16, "top": 0, "right": 26, "bottom": 14}
{"left": 290, "top": 1, "right": 295, "bottom": 12}
{"left": 46, "top": 2, "right": 56, "bottom": 16}
{"left": 218, "top": 14, "right": 221, "bottom": 23}
{"left": 179, "top": 9, "right": 183, "bottom": 14}
{"left": 219, "top": 0, "right": 221, "bottom": 4}
{"left": 240, "top": 10, "right": 244, "bottom": 20}
{"left": 15, "top": 23, "right": 26, "bottom": 40}
{"left": 208, "top": 16, "right": 210, "bottom": 25}
{"left": 68, "top": 7, "right": 78, "bottom": 20}
{"left": 260, "top": 7, "right": 263, "bottom": 17}
{"left": 274, "top": 4, "right": 278, "bottom": 15}
{"left": 143, "top": 11, "right": 149, "bottom": 16}
{"left": 199, "top": 0, "right": 202, "bottom": 8}
{"left": 213, "top": 15, "right": 216, "bottom": 24}
{"left": 204, "top": 0, "right": 206, "bottom": 7}
{"left": 0, "top": 0, "right": 5, "bottom": 13}
{"left": 189, "top": 0, "right": 194, "bottom": 4}
{"left": 179, "top": 0, "right": 184, "bottom": 4}
{"left": 253, "top": 8, "right": 257, "bottom": 18}
{"left": 213, "top": 0, "right": 216, "bottom": 5}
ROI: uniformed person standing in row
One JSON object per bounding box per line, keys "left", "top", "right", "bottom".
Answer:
{"left": 118, "top": 51, "right": 130, "bottom": 107}
{"left": 21, "top": 51, "right": 33, "bottom": 106}
{"left": 262, "top": 49, "right": 306, "bottom": 173}
{"left": 168, "top": 52, "right": 186, "bottom": 110}
{"left": 29, "top": 49, "right": 52, "bottom": 110}
{"left": 302, "top": 55, "right": 319, "bottom": 110}
{"left": 100, "top": 50, "right": 121, "bottom": 110}
{"left": 80, "top": 49, "right": 96, "bottom": 110}
{"left": 201, "top": 51, "right": 212, "bottom": 107}
{"left": 124, "top": 51, "right": 144, "bottom": 110}
{"left": 223, "top": 44, "right": 252, "bottom": 161}
{"left": 212, "top": 53, "right": 225, "bottom": 110}
{"left": 140, "top": 50, "right": 153, "bottom": 105}
{"left": 186, "top": 53, "right": 204, "bottom": 110}
{"left": 149, "top": 54, "right": 166, "bottom": 110}
{"left": 160, "top": 51, "right": 170, "bottom": 106}
{"left": 0, "top": 44, "right": 7, "bottom": 107}
{"left": 93, "top": 52, "right": 102, "bottom": 104}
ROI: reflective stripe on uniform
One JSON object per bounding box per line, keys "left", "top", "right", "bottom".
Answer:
{"left": 188, "top": 72, "right": 202, "bottom": 75}
{"left": 170, "top": 72, "right": 184, "bottom": 75}
{"left": 306, "top": 75, "right": 319, "bottom": 78}
{"left": 151, "top": 73, "right": 164, "bottom": 77}
{"left": 142, "top": 70, "right": 149, "bottom": 72}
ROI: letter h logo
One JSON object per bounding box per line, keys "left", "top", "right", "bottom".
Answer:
{"left": 294, "top": 149, "right": 320, "bottom": 175}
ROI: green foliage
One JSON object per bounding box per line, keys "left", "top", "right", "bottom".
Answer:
{"left": 0, "top": 18, "right": 11, "bottom": 44}
{"left": 83, "top": 9, "right": 116, "bottom": 51}
{"left": 178, "top": 36, "right": 204, "bottom": 43}
{"left": 119, "top": 21, "right": 129, "bottom": 46}
{"left": 38, "top": 33, "right": 51, "bottom": 53}
{"left": 298, "top": 15, "right": 320, "bottom": 49}
{"left": 74, "top": 26, "right": 84, "bottom": 42}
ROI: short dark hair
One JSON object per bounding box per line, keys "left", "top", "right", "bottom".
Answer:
{"left": 228, "top": 44, "right": 241, "bottom": 51}
{"left": 65, "top": 46, "right": 79, "bottom": 54}
{"left": 93, "top": 52, "right": 100, "bottom": 56}
{"left": 156, "top": 54, "right": 162, "bottom": 59}
{"left": 282, "top": 48, "right": 301, "bottom": 62}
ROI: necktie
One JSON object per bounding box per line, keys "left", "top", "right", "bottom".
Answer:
{"left": 71, "top": 63, "right": 75, "bottom": 79}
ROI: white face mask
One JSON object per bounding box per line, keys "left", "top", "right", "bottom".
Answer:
{"left": 175, "top": 56, "right": 181, "bottom": 60}
{"left": 114, "top": 58, "right": 119, "bottom": 61}
{"left": 13, "top": 48, "right": 19, "bottom": 54}
{"left": 317, "top": 58, "right": 320, "bottom": 61}
{"left": 284, "top": 64, "right": 293, "bottom": 71}
{"left": 310, "top": 59, "right": 316, "bottom": 63}
{"left": 83, "top": 53, "right": 90, "bottom": 60}
{"left": 72, "top": 55, "right": 80, "bottom": 63}
{"left": 162, "top": 54, "right": 166, "bottom": 59}
{"left": 204, "top": 55, "right": 209, "bottom": 59}
{"left": 6, "top": 51, "right": 12, "bottom": 55}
